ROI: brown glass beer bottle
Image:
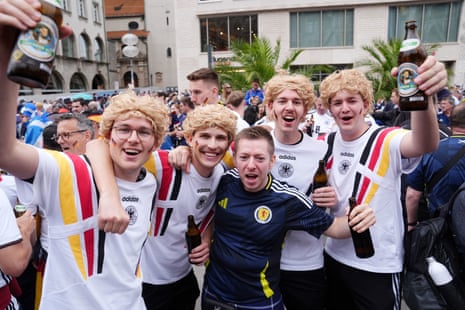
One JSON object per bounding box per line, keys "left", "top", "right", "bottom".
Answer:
{"left": 312, "top": 159, "right": 328, "bottom": 209}
{"left": 7, "top": 0, "right": 63, "bottom": 88}
{"left": 348, "top": 197, "right": 375, "bottom": 258}
{"left": 313, "top": 159, "right": 328, "bottom": 192}
{"left": 397, "top": 20, "right": 428, "bottom": 111}
{"left": 185, "top": 215, "right": 201, "bottom": 260}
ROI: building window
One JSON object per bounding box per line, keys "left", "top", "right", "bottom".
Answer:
{"left": 290, "top": 9, "right": 353, "bottom": 48}
{"left": 62, "top": 0, "right": 70, "bottom": 12}
{"left": 92, "top": 2, "right": 101, "bottom": 23}
{"left": 78, "top": 0, "right": 87, "bottom": 18}
{"left": 79, "top": 33, "right": 91, "bottom": 59}
{"left": 62, "top": 34, "right": 75, "bottom": 58}
{"left": 200, "top": 15, "right": 257, "bottom": 52}
{"left": 94, "top": 38, "right": 104, "bottom": 62}
{"left": 388, "top": 2, "right": 461, "bottom": 43}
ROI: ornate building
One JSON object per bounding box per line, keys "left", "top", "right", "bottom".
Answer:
{"left": 20, "top": 0, "right": 110, "bottom": 97}
{"left": 104, "top": 0, "right": 150, "bottom": 90}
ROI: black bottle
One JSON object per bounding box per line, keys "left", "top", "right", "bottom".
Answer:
{"left": 348, "top": 197, "right": 374, "bottom": 258}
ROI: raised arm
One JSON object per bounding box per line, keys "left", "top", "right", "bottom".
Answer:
{"left": 0, "top": 0, "right": 43, "bottom": 179}
{"left": 86, "top": 139, "right": 129, "bottom": 234}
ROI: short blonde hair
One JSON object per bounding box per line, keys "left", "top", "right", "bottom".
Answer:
{"left": 182, "top": 104, "right": 236, "bottom": 143}
{"left": 319, "top": 69, "right": 374, "bottom": 109}
{"left": 100, "top": 91, "right": 170, "bottom": 148}
{"left": 263, "top": 74, "right": 315, "bottom": 121}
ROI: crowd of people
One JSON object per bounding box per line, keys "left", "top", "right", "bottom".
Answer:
{"left": 0, "top": 1, "right": 459, "bottom": 310}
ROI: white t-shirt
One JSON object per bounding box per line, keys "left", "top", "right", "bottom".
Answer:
{"left": 325, "top": 126, "right": 419, "bottom": 273}
{"left": 0, "top": 188, "right": 21, "bottom": 255}
{"left": 16, "top": 149, "right": 155, "bottom": 309}
{"left": 231, "top": 110, "right": 250, "bottom": 133}
{"left": 0, "top": 174, "right": 17, "bottom": 207}
{"left": 306, "top": 110, "right": 336, "bottom": 137}
{"left": 0, "top": 188, "right": 21, "bottom": 309}
{"left": 271, "top": 131, "right": 328, "bottom": 270}
{"left": 141, "top": 151, "right": 223, "bottom": 284}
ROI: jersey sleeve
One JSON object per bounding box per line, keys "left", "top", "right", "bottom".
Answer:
{"left": 0, "top": 189, "right": 22, "bottom": 248}
{"left": 285, "top": 194, "right": 334, "bottom": 239}
{"left": 406, "top": 160, "right": 426, "bottom": 192}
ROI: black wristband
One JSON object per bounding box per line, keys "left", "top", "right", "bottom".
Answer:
{"left": 408, "top": 222, "right": 418, "bottom": 226}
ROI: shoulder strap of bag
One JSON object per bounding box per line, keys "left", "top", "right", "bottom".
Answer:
{"left": 426, "top": 143, "right": 465, "bottom": 195}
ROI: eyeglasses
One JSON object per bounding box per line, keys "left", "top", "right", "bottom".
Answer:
{"left": 52, "top": 130, "right": 87, "bottom": 141}
{"left": 112, "top": 126, "right": 154, "bottom": 141}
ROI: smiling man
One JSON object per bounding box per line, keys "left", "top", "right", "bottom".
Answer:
{"left": 0, "top": 89, "right": 169, "bottom": 310}
{"left": 0, "top": 3, "right": 170, "bottom": 308}
{"left": 319, "top": 65, "right": 447, "bottom": 310}
{"left": 55, "top": 113, "right": 94, "bottom": 154}
{"left": 86, "top": 104, "right": 237, "bottom": 309}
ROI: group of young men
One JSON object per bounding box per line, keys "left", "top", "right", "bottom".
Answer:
{"left": 0, "top": 1, "right": 449, "bottom": 310}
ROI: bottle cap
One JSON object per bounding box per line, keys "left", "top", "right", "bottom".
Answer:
{"left": 14, "top": 204, "right": 27, "bottom": 217}
{"left": 44, "top": 0, "right": 64, "bottom": 9}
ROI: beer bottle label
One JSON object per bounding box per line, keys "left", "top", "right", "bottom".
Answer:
{"left": 400, "top": 39, "right": 420, "bottom": 52}
{"left": 398, "top": 63, "right": 420, "bottom": 97}
{"left": 16, "top": 15, "right": 59, "bottom": 63}
{"left": 43, "top": 0, "right": 64, "bottom": 8}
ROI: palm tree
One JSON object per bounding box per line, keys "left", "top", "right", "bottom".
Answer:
{"left": 356, "top": 38, "right": 402, "bottom": 102}
{"left": 215, "top": 36, "right": 303, "bottom": 91}
{"left": 356, "top": 38, "right": 440, "bottom": 101}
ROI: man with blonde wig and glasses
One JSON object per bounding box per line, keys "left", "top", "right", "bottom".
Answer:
{"left": 0, "top": 5, "right": 170, "bottom": 307}
{"left": 319, "top": 65, "right": 447, "bottom": 309}
{"left": 86, "top": 104, "right": 237, "bottom": 309}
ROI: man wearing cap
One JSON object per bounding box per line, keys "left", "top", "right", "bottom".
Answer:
{"left": 24, "top": 102, "right": 52, "bottom": 147}
{"left": 18, "top": 102, "right": 36, "bottom": 140}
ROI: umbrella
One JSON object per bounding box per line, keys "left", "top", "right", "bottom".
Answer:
{"left": 71, "top": 93, "right": 93, "bottom": 101}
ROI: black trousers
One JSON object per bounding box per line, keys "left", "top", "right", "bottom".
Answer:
{"left": 142, "top": 269, "right": 200, "bottom": 310}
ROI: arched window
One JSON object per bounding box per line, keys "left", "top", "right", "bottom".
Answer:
{"left": 62, "top": 34, "right": 75, "bottom": 58}
{"left": 94, "top": 37, "right": 105, "bottom": 62}
{"left": 92, "top": 74, "right": 106, "bottom": 89}
{"left": 42, "top": 71, "right": 64, "bottom": 94}
{"left": 70, "top": 72, "right": 88, "bottom": 92}
{"left": 79, "top": 33, "right": 91, "bottom": 59}
{"left": 123, "top": 71, "right": 138, "bottom": 88}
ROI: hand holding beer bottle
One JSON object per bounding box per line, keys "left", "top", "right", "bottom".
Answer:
{"left": 397, "top": 20, "right": 428, "bottom": 111}
{"left": 185, "top": 215, "right": 201, "bottom": 263}
{"left": 7, "top": 0, "right": 63, "bottom": 88}
{"left": 348, "top": 197, "right": 374, "bottom": 258}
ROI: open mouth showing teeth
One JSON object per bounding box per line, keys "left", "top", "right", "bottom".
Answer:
{"left": 283, "top": 116, "right": 295, "bottom": 122}
{"left": 342, "top": 116, "right": 352, "bottom": 121}
{"left": 124, "top": 149, "right": 140, "bottom": 155}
